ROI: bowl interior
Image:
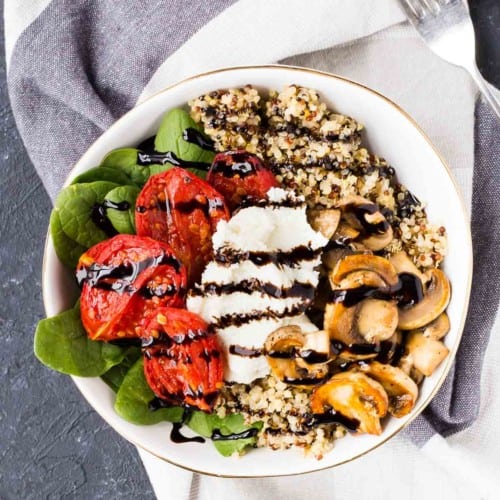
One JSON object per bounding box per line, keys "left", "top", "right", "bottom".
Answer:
{"left": 42, "top": 65, "right": 472, "bottom": 477}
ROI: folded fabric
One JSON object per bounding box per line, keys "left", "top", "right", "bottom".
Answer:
{"left": 5, "top": 0, "right": 499, "bottom": 498}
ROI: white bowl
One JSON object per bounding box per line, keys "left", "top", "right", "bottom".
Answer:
{"left": 42, "top": 65, "right": 472, "bottom": 477}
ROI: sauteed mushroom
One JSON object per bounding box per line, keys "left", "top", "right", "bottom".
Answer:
{"left": 264, "top": 326, "right": 329, "bottom": 385}
{"left": 330, "top": 254, "right": 399, "bottom": 288}
{"left": 360, "top": 361, "right": 418, "bottom": 417}
{"left": 310, "top": 371, "right": 389, "bottom": 435}
{"left": 389, "top": 250, "right": 427, "bottom": 284}
{"left": 336, "top": 195, "right": 393, "bottom": 251}
{"left": 398, "top": 269, "right": 451, "bottom": 330}
{"left": 307, "top": 209, "right": 341, "bottom": 239}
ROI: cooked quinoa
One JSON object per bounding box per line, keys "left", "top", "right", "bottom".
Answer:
{"left": 189, "top": 84, "right": 448, "bottom": 458}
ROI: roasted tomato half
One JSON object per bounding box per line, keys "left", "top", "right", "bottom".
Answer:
{"left": 142, "top": 307, "right": 223, "bottom": 412}
{"left": 135, "top": 167, "right": 229, "bottom": 285}
{"left": 77, "top": 234, "right": 186, "bottom": 341}
{"left": 207, "top": 151, "right": 278, "bottom": 211}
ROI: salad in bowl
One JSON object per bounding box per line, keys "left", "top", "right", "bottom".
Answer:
{"left": 37, "top": 66, "right": 471, "bottom": 476}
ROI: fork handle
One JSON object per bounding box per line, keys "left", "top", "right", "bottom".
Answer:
{"left": 467, "top": 63, "right": 500, "bottom": 119}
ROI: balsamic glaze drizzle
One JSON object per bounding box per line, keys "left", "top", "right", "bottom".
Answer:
{"left": 137, "top": 150, "right": 211, "bottom": 170}
{"left": 306, "top": 410, "right": 360, "bottom": 432}
{"left": 210, "top": 151, "right": 257, "bottom": 178}
{"left": 215, "top": 245, "right": 321, "bottom": 268}
{"left": 191, "top": 279, "right": 315, "bottom": 302}
{"left": 182, "top": 128, "right": 216, "bottom": 151}
{"left": 76, "top": 252, "right": 182, "bottom": 292}
{"left": 211, "top": 427, "right": 258, "bottom": 441}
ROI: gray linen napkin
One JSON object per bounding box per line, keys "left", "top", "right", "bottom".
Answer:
{"left": 6, "top": 0, "right": 498, "bottom": 447}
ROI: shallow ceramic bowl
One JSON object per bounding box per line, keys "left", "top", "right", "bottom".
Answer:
{"left": 42, "top": 65, "right": 472, "bottom": 477}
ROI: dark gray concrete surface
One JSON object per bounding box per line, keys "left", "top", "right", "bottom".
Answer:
{"left": 0, "top": 1, "right": 498, "bottom": 499}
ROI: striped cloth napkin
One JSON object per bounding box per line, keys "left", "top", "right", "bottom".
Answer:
{"left": 6, "top": 0, "right": 499, "bottom": 498}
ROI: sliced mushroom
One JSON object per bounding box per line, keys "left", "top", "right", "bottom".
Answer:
{"left": 331, "top": 254, "right": 399, "bottom": 288}
{"left": 356, "top": 299, "right": 399, "bottom": 343}
{"left": 296, "top": 330, "right": 331, "bottom": 370}
{"left": 264, "top": 326, "right": 329, "bottom": 384}
{"left": 336, "top": 195, "right": 393, "bottom": 251}
{"left": 389, "top": 251, "right": 427, "bottom": 284}
{"left": 337, "top": 270, "right": 387, "bottom": 290}
{"left": 360, "top": 361, "right": 418, "bottom": 417}
{"left": 421, "top": 312, "right": 450, "bottom": 340}
{"left": 331, "top": 220, "right": 360, "bottom": 245}
{"left": 324, "top": 298, "right": 398, "bottom": 347}
{"left": 310, "top": 371, "right": 389, "bottom": 435}
{"left": 405, "top": 331, "right": 449, "bottom": 377}
{"left": 308, "top": 209, "right": 341, "bottom": 239}
{"left": 398, "top": 269, "right": 451, "bottom": 330}
{"left": 323, "top": 247, "right": 355, "bottom": 270}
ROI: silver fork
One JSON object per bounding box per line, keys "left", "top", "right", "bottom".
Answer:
{"left": 398, "top": 0, "right": 500, "bottom": 118}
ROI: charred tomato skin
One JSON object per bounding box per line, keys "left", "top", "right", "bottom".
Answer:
{"left": 142, "top": 307, "right": 223, "bottom": 412}
{"left": 77, "top": 234, "right": 186, "bottom": 341}
{"left": 135, "top": 167, "right": 229, "bottom": 285}
{"left": 207, "top": 151, "right": 278, "bottom": 210}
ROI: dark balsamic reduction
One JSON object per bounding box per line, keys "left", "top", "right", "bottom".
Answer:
{"left": 213, "top": 303, "right": 308, "bottom": 329}
{"left": 182, "top": 128, "right": 216, "bottom": 151}
{"left": 237, "top": 196, "right": 305, "bottom": 210}
{"left": 211, "top": 427, "right": 258, "bottom": 441}
{"left": 307, "top": 410, "right": 360, "bottom": 432}
{"left": 266, "top": 348, "right": 329, "bottom": 364}
{"left": 137, "top": 135, "right": 156, "bottom": 153}
{"left": 283, "top": 376, "right": 327, "bottom": 386}
{"left": 90, "top": 204, "right": 118, "bottom": 237}
{"left": 330, "top": 272, "right": 423, "bottom": 308}
{"left": 137, "top": 150, "right": 211, "bottom": 171}
{"left": 171, "top": 422, "right": 206, "bottom": 444}
{"left": 192, "top": 279, "right": 315, "bottom": 302}
{"left": 352, "top": 204, "right": 391, "bottom": 235}
{"left": 210, "top": 152, "right": 256, "bottom": 178}
{"left": 76, "top": 252, "right": 182, "bottom": 291}
{"left": 215, "top": 245, "right": 321, "bottom": 268}
{"left": 229, "top": 345, "right": 262, "bottom": 358}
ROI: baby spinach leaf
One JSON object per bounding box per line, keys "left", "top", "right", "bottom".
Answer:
{"left": 49, "top": 209, "right": 87, "bottom": 269}
{"left": 186, "top": 411, "right": 262, "bottom": 457}
{"left": 55, "top": 181, "right": 119, "bottom": 248}
{"left": 71, "top": 166, "right": 135, "bottom": 186}
{"left": 101, "top": 346, "right": 142, "bottom": 392}
{"left": 154, "top": 108, "right": 215, "bottom": 165}
{"left": 100, "top": 148, "right": 151, "bottom": 186}
{"left": 104, "top": 185, "right": 141, "bottom": 235}
{"left": 115, "top": 358, "right": 183, "bottom": 425}
{"left": 34, "top": 305, "right": 126, "bottom": 376}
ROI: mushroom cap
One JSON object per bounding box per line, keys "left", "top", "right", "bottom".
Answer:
{"left": 356, "top": 299, "right": 399, "bottom": 343}
{"left": 324, "top": 299, "right": 398, "bottom": 352}
{"left": 421, "top": 312, "right": 450, "bottom": 340}
{"left": 360, "top": 361, "right": 418, "bottom": 417}
{"left": 335, "top": 195, "right": 393, "bottom": 251}
{"left": 331, "top": 254, "right": 399, "bottom": 287}
{"left": 308, "top": 209, "right": 341, "bottom": 239}
{"left": 264, "top": 325, "right": 329, "bottom": 385}
{"left": 310, "top": 371, "right": 389, "bottom": 435}
{"left": 389, "top": 251, "right": 427, "bottom": 284}
{"left": 336, "top": 270, "right": 387, "bottom": 290}
{"left": 398, "top": 268, "right": 451, "bottom": 330}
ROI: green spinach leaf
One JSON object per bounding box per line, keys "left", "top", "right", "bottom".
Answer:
{"left": 34, "top": 305, "right": 126, "bottom": 376}
{"left": 115, "top": 358, "right": 183, "bottom": 425}
{"left": 49, "top": 209, "right": 87, "bottom": 269}
{"left": 55, "top": 181, "right": 119, "bottom": 248}
{"left": 100, "top": 148, "right": 151, "bottom": 186}
{"left": 104, "top": 185, "right": 141, "bottom": 234}
{"left": 71, "top": 166, "right": 135, "bottom": 186}
{"left": 187, "top": 411, "right": 262, "bottom": 457}
{"left": 154, "top": 108, "right": 214, "bottom": 165}
{"left": 101, "top": 346, "right": 142, "bottom": 392}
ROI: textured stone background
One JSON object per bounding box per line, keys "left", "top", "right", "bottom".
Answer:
{"left": 0, "top": 1, "right": 498, "bottom": 499}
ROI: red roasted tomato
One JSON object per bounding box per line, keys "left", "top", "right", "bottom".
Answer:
{"left": 142, "top": 307, "right": 223, "bottom": 412}
{"left": 77, "top": 234, "right": 186, "bottom": 341}
{"left": 135, "top": 167, "right": 230, "bottom": 285}
{"left": 207, "top": 151, "right": 278, "bottom": 211}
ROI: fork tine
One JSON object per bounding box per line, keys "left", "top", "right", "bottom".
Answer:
{"left": 399, "top": 0, "right": 425, "bottom": 21}
{"left": 420, "top": 0, "right": 441, "bottom": 14}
